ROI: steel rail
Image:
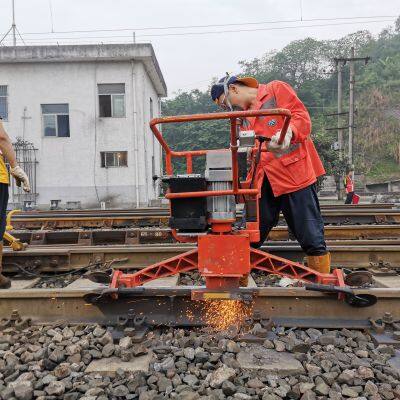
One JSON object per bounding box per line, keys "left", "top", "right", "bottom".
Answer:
{"left": 9, "top": 210, "right": 400, "bottom": 231}
{"left": 3, "top": 243, "right": 400, "bottom": 273}
{"left": 11, "top": 208, "right": 400, "bottom": 219}
{"left": 0, "top": 287, "right": 398, "bottom": 328}
{"left": 9, "top": 225, "right": 400, "bottom": 246}
{"left": 10, "top": 203, "right": 398, "bottom": 217}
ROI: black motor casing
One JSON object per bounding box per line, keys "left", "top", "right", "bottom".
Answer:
{"left": 164, "top": 175, "right": 208, "bottom": 232}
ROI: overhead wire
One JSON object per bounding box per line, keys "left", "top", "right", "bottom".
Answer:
{"left": 0, "top": 18, "right": 395, "bottom": 47}
{"left": 17, "top": 14, "right": 398, "bottom": 35}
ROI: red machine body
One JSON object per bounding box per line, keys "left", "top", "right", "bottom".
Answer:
{"left": 108, "top": 109, "right": 346, "bottom": 297}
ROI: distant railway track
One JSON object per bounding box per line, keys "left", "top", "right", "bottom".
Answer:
{"left": 8, "top": 206, "right": 400, "bottom": 230}
{"left": 9, "top": 224, "right": 400, "bottom": 246}
{"left": 3, "top": 242, "right": 400, "bottom": 274}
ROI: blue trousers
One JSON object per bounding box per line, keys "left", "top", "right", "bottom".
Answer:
{"left": 252, "top": 177, "right": 327, "bottom": 256}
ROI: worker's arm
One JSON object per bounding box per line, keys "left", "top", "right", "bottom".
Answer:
{"left": 0, "top": 119, "right": 31, "bottom": 192}
{"left": 271, "top": 80, "right": 312, "bottom": 144}
{"left": 0, "top": 119, "right": 18, "bottom": 168}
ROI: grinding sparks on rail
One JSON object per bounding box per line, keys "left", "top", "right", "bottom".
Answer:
{"left": 202, "top": 300, "right": 254, "bottom": 331}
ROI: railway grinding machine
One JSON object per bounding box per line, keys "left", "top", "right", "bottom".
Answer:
{"left": 89, "top": 109, "right": 376, "bottom": 308}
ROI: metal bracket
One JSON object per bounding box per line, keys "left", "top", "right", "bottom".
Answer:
{"left": 30, "top": 232, "right": 47, "bottom": 245}
{"left": 78, "top": 231, "right": 93, "bottom": 246}
{"left": 109, "top": 309, "right": 149, "bottom": 343}
{"left": 375, "top": 215, "right": 387, "bottom": 224}
{"left": 369, "top": 312, "right": 400, "bottom": 347}
{"left": 124, "top": 230, "right": 139, "bottom": 245}
{"left": 0, "top": 310, "right": 31, "bottom": 330}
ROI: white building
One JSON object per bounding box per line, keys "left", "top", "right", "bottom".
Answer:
{"left": 0, "top": 43, "right": 167, "bottom": 208}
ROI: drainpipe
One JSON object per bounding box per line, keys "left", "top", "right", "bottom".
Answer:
{"left": 131, "top": 61, "right": 140, "bottom": 208}
{"left": 142, "top": 68, "right": 149, "bottom": 205}
{"left": 158, "top": 97, "right": 163, "bottom": 179}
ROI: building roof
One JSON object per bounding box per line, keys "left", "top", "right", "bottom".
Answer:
{"left": 0, "top": 43, "right": 167, "bottom": 97}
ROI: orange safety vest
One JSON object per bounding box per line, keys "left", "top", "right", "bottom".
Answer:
{"left": 344, "top": 174, "right": 354, "bottom": 193}
{"left": 243, "top": 81, "right": 325, "bottom": 197}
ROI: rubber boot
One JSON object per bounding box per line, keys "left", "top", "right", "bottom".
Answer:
{"left": 239, "top": 274, "right": 249, "bottom": 287}
{"left": 306, "top": 252, "right": 331, "bottom": 274}
{"left": 0, "top": 242, "right": 11, "bottom": 289}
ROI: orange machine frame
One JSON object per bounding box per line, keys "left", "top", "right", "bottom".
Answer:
{"left": 110, "top": 109, "right": 345, "bottom": 294}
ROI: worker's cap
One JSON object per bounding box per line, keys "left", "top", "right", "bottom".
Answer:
{"left": 210, "top": 75, "right": 259, "bottom": 102}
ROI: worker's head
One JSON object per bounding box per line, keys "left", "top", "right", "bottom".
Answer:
{"left": 210, "top": 75, "right": 259, "bottom": 111}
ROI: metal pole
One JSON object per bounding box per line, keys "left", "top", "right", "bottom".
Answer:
{"left": 12, "top": 0, "right": 16, "bottom": 46}
{"left": 348, "top": 47, "right": 355, "bottom": 176}
{"left": 337, "top": 61, "right": 343, "bottom": 200}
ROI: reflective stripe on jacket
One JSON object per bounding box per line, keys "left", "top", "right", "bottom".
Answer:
{"left": 244, "top": 81, "right": 325, "bottom": 197}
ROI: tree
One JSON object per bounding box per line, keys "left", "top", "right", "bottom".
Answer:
{"left": 161, "top": 18, "right": 400, "bottom": 183}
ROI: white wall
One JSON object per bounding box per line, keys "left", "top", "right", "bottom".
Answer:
{"left": 0, "top": 59, "right": 162, "bottom": 208}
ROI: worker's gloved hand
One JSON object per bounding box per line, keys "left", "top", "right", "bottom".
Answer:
{"left": 268, "top": 127, "right": 293, "bottom": 154}
{"left": 10, "top": 166, "right": 31, "bottom": 192}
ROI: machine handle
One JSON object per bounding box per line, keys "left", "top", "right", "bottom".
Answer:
{"left": 278, "top": 127, "right": 288, "bottom": 145}
{"left": 305, "top": 283, "right": 353, "bottom": 295}
{"left": 150, "top": 109, "right": 291, "bottom": 158}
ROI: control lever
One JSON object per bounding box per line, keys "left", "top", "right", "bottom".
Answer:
{"left": 304, "top": 283, "right": 377, "bottom": 308}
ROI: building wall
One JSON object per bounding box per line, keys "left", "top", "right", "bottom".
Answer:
{"left": 0, "top": 59, "right": 162, "bottom": 208}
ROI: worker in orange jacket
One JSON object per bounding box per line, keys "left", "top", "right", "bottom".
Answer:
{"left": 344, "top": 168, "right": 355, "bottom": 204}
{"left": 211, "top": 75, "right": 330, "bottom": 273}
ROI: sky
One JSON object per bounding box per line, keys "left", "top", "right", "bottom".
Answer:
{"left": 0, "top": 0, "right": 398, "bottom": 97}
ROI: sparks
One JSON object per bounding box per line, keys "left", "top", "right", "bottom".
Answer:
{"left": 202, "top": 299, "right": 253, "bottom": 331}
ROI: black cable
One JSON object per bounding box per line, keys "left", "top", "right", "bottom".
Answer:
{"left": 5, "top": 257, "right": 125, "bottom": 279}
{"left": 249, "top": 136, "right": 269, "bottom": 189}
{"left": 6, "top": 261, "right": 101, "bottom": 279}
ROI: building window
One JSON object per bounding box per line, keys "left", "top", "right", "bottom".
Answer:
{"left": 100, "top": 151, "right": 128, "bottom": 168}
{"left": 0, "top": 86, "right": 8, "bottom": 120}
{"left": 98, "top": 84, "right": 125, "bottom": 118}
{"left": 41, "top": 104, "right": 70, "bottom": 137}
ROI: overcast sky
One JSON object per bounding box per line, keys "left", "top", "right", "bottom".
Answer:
{"left": 0, "top": 0, "right": 398, "bottom": 97}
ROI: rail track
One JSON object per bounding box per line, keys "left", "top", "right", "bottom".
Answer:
{"left": 2, "top": 204, "right": 399, "bottom": 328}
{"left": 9, "top": 224, "right": 400, "bottom": 247}
{"left": 3, "top": 242, "right": 400, "bottom": 274}
{"left": 0, "top": 285, "right": 399, "bottom": 328}
{"left": 8, "top": 205, "right": 400, "bottom": 230}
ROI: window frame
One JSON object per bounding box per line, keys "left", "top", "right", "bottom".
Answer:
{"left": 100, "top": 151, "right": 128, "bottom": 168}
{"left": 41, "top": 104, "right": 70, "bottom": 138}
{"left": 98, "top": 84, "right": 126, "bottom": 118}
{"left": 0, "top": 85, "right": 8, "bottom": 121}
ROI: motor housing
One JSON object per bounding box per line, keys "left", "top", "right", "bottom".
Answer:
{"left": 205, "top": 150, "right": 235, "bottom": 221}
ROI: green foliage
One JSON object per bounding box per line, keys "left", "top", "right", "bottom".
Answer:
{"left": 162, "top": 90, "right": 228, "bottom": 174}
{"left": 162, "top": 18, "right": 400, "bottom": 183}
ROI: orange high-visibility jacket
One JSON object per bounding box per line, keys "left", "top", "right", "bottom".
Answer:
{"left": 344, "top": 174, "right": 354, "bottom": 193}
{"left": 244, "top": 81, "right": 325, "bottom": 197}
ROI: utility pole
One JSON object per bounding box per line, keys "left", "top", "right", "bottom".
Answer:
{"left": 0, "top": 0, "right": 25, "bottom": 46}
{"left": 12, "top": 0, "right": 16, "bottom": 46}
{"left": 348, "top": 47, "right": 355, "bottom": 169}
{"left": 337, "top": 61, "right": 344, "bottom": 199}
{"left": 333, "top": 48, "right": 369, "bottom": 198}
{"left": 337, "top": 62, "right": 343, "bottom": 163}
